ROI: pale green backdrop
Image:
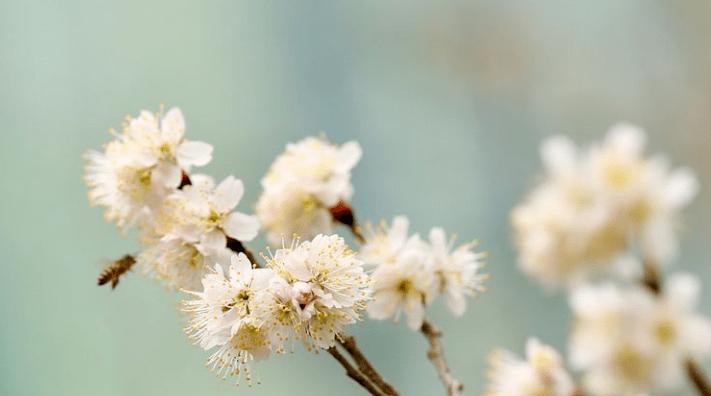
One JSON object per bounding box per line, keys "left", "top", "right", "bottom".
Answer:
{"left": 2, "top": 1, "right": 711, "bottom": 395}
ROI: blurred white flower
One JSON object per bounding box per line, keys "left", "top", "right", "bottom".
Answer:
{"left": 368, "top": 250, "right": 435, "bottom": 330}
{"left": 427, "top": 227, "right": 487, "bottom": 316}
{"left": 364, "top": 216, "right": 487, "bottom": 328}
{"left": 569, "top": 274, "right": 711, "bottom": 395}
{"left": 512, "top": 124, "right": 697, "bottom": 288}
{"left": 256, "top": 137, "right": 361, "bottom": 245}
{"left": 84, "top": 108, "right": 212, "bottom": 230}
{"left": 137, "top": 238, "right": 232, "bottom": 291}
{"left": 360, "top": 216, "right": 422, "bottom": 265}
{"left": 484, "top": 338, "right": 576, "bottom": 396}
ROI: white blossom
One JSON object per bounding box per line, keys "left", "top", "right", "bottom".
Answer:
{"left": 137, "top": 238, "right": 232, "bottom": 291}
{"left": 183, "top": 254, "right": 276, "bottom": 382}
{"left": 84, "top": 108, "right": 212, "bottom": 230}
{"left": 265, "top": 234, "right": 371, "bottom": 350}
{"left": 569, "top": 274, "right": 711, "bottom": 395}
{"left": 363, "top": 217, "right": 486, "bottom": 329}
{"left": 256, "top": 137, "right": 361, "bottom": 245}
{"left": 512, "top": 124, "right": 697, "bottom": 288}
{"left": 484, "top": 338, "right": 576, "bottom": 396}
{"left": 426, "top": 227, "right": 487, "bottom": 316}
{"left": 160, "top": 174, "right": 260, "bottom": 251}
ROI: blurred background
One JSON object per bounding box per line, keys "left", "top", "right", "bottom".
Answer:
{"left": 1, "top": 1, "right": 711, "bottom": 395}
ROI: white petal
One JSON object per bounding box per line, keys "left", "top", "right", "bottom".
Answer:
{"left": 229, "top": 253, "right": 253, "bottom": 279}
{"left": 541, "top": 135, "right": 576, "bottom": 175}
{"left": 223, "top": 212, "right": 259, "bottom": 242}
{"left": 446, "top": 290, "right": 466, "bottom": 316}
{"left": 389, "top": 216, "right": 410, "bottom": 243}
{"left": 607, "top": 123, "right": 646, "bottom": 155}
{"left": 334, "top": 141, "right": 362, "bottom": 173}
{"left": 666, "top": 273, "right": 700, "bottom": 310}
{"left": 404, "top": 294, "right": 425, "bottom": 330}
{"left": 176, "top": 141, "right": 213, "bottom": 169}
{"left": 213, "top": 176, "right": 243, "bottom": 213}
{"left": 151, "top": 161, "right": 182, "bottom": 188}
{"left": 160, "top": 107, "right": 186, "bottom": 143}
{"left": 197, "top": 230, "right": 227, "bottom": 255}
{"left": 428, "top": 227, "right": 447, "bottom": 251}
{"left": 367, "top": 290, "right": 402, "bottom": 320}
{"left": 664, "top": 168, "right": 699, "bottom": 208}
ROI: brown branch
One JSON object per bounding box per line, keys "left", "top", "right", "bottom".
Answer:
{"left": 339, "top": 336, "right": 399, "bottom": 395}
{"left": 641, "top": 256, "right": 661, "bottom": 295}
{"left": 97, "top": 254, "right": 136, "bottom": 289}
{"left": 687, "top": 359, "right": 711, "bottom": 396}
{"left": 420, "top": 320, "right": 463, "bottom": 396}
{"left": 641, "top": 258, "right": 711, "bottom": 396}
{"left": 327, "top": 347, "right": 385, "bottom": 396}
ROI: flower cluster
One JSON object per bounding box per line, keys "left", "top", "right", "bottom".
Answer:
{"left": 256, "top": 136, "right": 362, "bottom": 245}
{"left": 511, "top": 124, "right": 698, "bottom": 288}
{"left": 183, "top": 234, "right": 370, "bottom": 382}
{"left": 484, "top": 338, "right": 575, "bottom": 396}
{"left": 569, "top": 275, "right": 711, "bottom": 395}
{"left": 85, "top": 108, "right": 259, "bottom": 290}
{"left": 493, "top": 126, "right": 711, "bottom": 396}
{"left": 85, "top": 108, "right": 213, "bottom": 230}
{"left": 362, "top": 216, "right": 487, "bottom": 330}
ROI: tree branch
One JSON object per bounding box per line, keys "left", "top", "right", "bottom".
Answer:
{"left": 338, "top": 336, "right": 399, "bottom": 395}
{"left": 420, "top": 320, "right": 463, "bottom": 396}
{"left": 327, "top": 347, "right": 385, "bottom": 396}
{"left": 687, "top": 359, "right": 711, "bottom": 396}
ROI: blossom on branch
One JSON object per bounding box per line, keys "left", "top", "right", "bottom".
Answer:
{"left": 363, "top": 216, "right": 486, "bottom": 330}
{"left": 569, "top": 274, "right": 711, "bottom": 395}
{"left": 512, "top": 124, "right": 697, "bottom": 288}
{"left": 84, "top": 108, "right": 212, "bottom": 230}
{"left": 256, "top": 136, "right": 362, "bottom": 245}
{"left": 182, "top": 235, "right": 371, "bottom": 382}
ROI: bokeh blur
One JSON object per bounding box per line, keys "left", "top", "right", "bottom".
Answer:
{"left": 2, "top": 1, "right": 711, "bottom": 395}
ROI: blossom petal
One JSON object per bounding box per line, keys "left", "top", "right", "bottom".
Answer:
{"left": 334, "top": 141, "right": 362, "bottom": 173}
{"left": 213, "top": 176, "right": 243, "bottom": 213}
{"left": 541, "top": 135, "right": 576, "bottom": 175}
{"left": 160, "top": 107, "right": 185, "bottom": 143}
{"left": 404, "top": 294, "right": 425, "bottom": 330}
{"left": 367, "top": 290, "right": 401, "bottom": 320}
{"left": 197, "top": 230, "right": 227, "bottom": 255}
{"left": 151, "top": 161, "right": 182, "bottom": 188}
{"left": 223, "top": 212, "right": 259, "bottom": 242}
{"left": 666, "top": 273, "right": 700, "bottom": 310}
{"left": 176, "top": 141, "right": 213, "bottom": 169}
{"left": 664, "top": 168, "right": 698, "bottom": 208}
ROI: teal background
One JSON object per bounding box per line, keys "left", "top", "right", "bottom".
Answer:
{"left": 2, "top": 1, "right": 711, "bottom": 395}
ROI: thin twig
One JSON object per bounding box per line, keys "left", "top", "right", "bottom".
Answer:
{"left": 420, "top": 320, "right": 463, "bottom": 396}
{"left": 687, "top": 359, "right": 711, "bottom": 396}
{"left": 642, "top": 258, "right": 711, "bottom": 396}
{"left": 339, "top": 336, "right": 399, "bottom": 395}
{"left": 327, "top": 347, "right": 384, "bottom": 396}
